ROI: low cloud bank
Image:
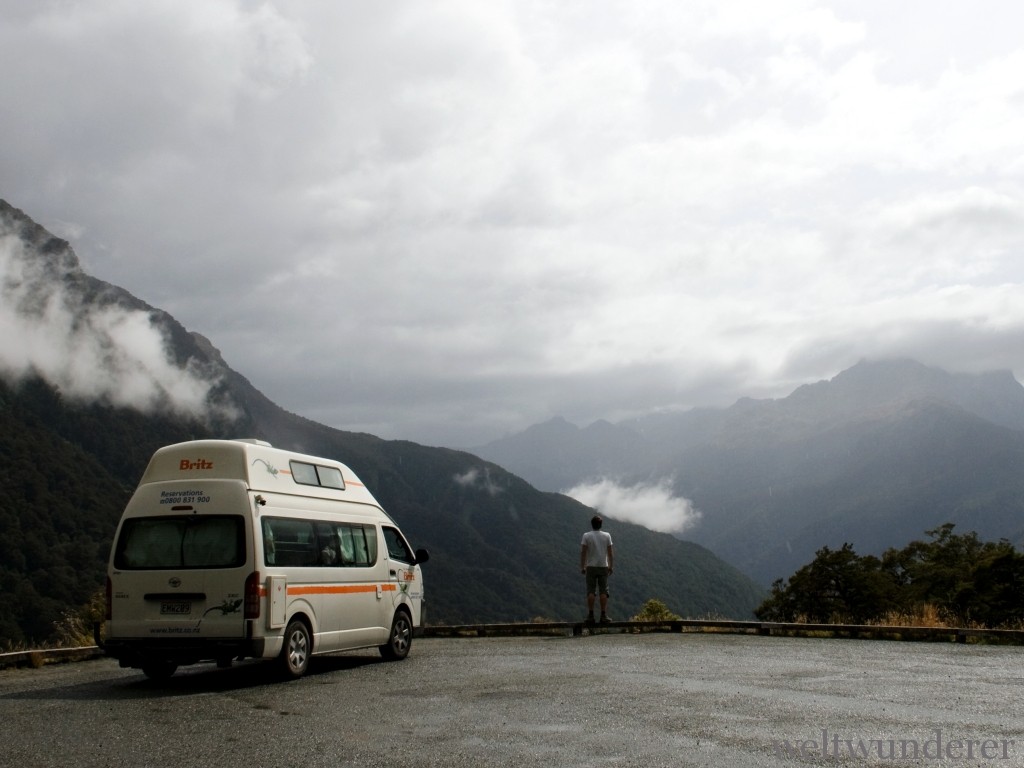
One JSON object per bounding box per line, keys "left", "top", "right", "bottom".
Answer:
{"left": 0, "top": 229, "right": 224, "bottom": 419}
{"left": 563, "top": 477, "right": 701, "bottom": 534}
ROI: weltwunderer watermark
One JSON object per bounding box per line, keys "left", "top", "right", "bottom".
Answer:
{"left": 773, "top": 729, "right": 1015, "bottom": 761}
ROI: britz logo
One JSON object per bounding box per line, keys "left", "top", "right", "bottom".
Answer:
{"left": 180, "top": 458, "right": 214, "bottom": 470}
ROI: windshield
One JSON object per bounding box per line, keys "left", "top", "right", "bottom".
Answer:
{"left": 114, "top": 515, "right": 245, "bottom": 569}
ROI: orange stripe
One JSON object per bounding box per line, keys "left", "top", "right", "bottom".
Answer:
{"left": 288, "top": 583, "right": 397, "bottom": 596}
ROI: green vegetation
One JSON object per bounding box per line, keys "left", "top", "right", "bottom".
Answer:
{"left": 631, "top": 598, "right": 682, "bottom": 622}
{"left": 52, "top": 589, "right": 106, "bottom": 648}
{"left": 0, "top": 375, "right": 214, "bottom": 648}
{"left": 756, "top": 524, "right": 1024, "bottom": 628}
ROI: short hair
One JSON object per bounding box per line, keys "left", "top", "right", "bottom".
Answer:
{"left": 591, "top": 515, "right": 603, "bottom": 530}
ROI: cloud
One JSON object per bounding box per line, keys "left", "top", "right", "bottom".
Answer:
{"left": 563, "top": 477, "right": 701, "bottom": 534}
{"left": 0, "top": 226, "right": 227, "bottom": 419}
{"left": 4, "top": 2, "right": 1024, "bottom": 446}
{"left": 453, "top": 466, "right": 504, "bottom": 496}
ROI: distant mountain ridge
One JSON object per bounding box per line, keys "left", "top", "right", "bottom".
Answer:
{"left": 476, "top": 359, "right": 1024, "bottom": 584}
{"left": 0, "top": 200, "right": 764, "bottom": 644}
{"left": 770, "top": 360, "right": 1024, "bottom": 431}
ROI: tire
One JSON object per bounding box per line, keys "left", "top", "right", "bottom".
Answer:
{"left": 278, "top": 619, "right": 312, "bottom": 678}
{"left": 141, "top": 660, "right": 178, "bottom": 680}
{"left": 379, "top": 610, "right": 412, "bottom": 661}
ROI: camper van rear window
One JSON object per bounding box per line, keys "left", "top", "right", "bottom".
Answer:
{"left": 114, "top": 515, "right": 245, "bottom": 570}
{"left": 289, "top": 461, "right": 345, "bottom": 490}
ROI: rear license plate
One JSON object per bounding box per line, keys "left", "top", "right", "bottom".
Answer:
{"left": 160, "top": 601, "right": 192, "bottom": 615}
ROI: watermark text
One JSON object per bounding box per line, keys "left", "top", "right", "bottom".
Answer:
{"left": 773, "top": 729, "right": 1015, "bottom": 761}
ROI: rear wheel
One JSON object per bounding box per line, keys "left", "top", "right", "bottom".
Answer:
{"left": 279, "top": 619, "right": 311, "bottom": 678}
{"left": 141, "top": 660, "right": 178, "bottom": 680}
{"left": 379, "top": 610, "right": 412, "bottom": 661}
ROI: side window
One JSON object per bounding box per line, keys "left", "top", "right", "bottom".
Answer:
{"left": 338, "top": 524, "right": 356, "bottom": 564}
{"left": 336, "top": 524, "right": 378, "bottom": 567}
{"left": 365, "top": 525, "right": 378, "bottom": 564}
{"left": 316, "top": 522, "right": 341, "bottom": 566}
{"left": 290, "top": 462, "right": 319, "bottom": 486}
{"left": 383, "top": 526, "right": 414, "bottom": 564}
{"left": 262, "top": 518, "right": 317, "bottom": 567}
{"left": 262, "top": 519, "right": 276, "bottom": 565}
{"left": 261, "top": 518, "right": 377, "bottom": 567}
{"left": 352, "top": 525, "right": 376, "bottom": 567}
{"left": 316, "top": 465, "right": 345, "bottom": 489}
{"left": 289, "top": 461, "right": 346, "bottom": 490}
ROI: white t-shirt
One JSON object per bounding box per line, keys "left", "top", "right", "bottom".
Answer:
{"left": 581, "top": 530, "right": 613, "bottom": 568}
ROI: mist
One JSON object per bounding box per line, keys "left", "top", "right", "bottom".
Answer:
{"left": 453, "top": 466, "right": 504, "bottom": 496}
{"left": 563, "top": 477, "right": 701, "bottom": 534}
{"left": 0, "top": 227, "right": 223, "bottom": 418}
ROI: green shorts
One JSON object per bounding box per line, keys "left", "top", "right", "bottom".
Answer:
{"left": 585, "top": 566, "right": 610, "bottom": 596}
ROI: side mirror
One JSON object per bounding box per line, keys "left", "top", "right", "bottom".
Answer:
{"left": 414, "top": 548, "right": 430, "bottom": 565}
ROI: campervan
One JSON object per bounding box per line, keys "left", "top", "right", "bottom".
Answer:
{"left": 103, "top": 439, "right": 428, "bottom": 679}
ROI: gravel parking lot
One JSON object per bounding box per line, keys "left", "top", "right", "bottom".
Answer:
{"left": 1, "top": 632, "right": 1021, "bottom": 767}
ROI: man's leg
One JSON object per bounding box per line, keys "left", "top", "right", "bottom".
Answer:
{"left": 598, "top": 571, "right": 610, "bottom": 621}
{"left": 585, "top": 569, "right": 597, "bottom": 620}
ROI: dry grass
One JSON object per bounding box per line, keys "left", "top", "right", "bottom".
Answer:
{"left": 870, "top": 603, "right": 952, "bottom": 629}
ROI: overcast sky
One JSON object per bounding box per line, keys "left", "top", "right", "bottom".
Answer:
{"left": 3, "top": 1, "right": 1024, "bottom": 448}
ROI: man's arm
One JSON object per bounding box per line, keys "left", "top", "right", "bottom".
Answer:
{"left": 607, "top": 543, "right": 613, "bottom": 574}
{"left": 580, "top": 544, "right": 588, "bottom": 574}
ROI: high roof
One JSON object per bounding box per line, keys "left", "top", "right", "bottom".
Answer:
{"left": 138, "top": 439, "right": 382, "bottom": 508}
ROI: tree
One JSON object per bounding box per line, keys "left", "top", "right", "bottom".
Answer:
{"left": 968, "top": 551, "right": 1024, "bottom": 627}
{"left": 756, "top": 543, "right": 897, "bottom": 624}
{"left": 881, "top": 524, "right": 1020, "bottom": 624}
{"left": 758, "top": 525, "right": 1024, "bottom": 628}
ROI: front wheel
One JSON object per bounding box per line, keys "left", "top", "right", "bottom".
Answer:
{"left": 279, "top": 619, "right": 312, "bottom": 678}
{"left": 379, "top": 610, "right": 412, "bottom": 661}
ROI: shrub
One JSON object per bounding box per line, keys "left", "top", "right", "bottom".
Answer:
{"left": 631, "top": 598, "right": 682, "bottom": 622}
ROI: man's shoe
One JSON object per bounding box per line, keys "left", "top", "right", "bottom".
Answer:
{"left": 585, "top": 613, "right": 596, "bottom": 624}
{"left": 599, "top": 614, "right": 611, "bottom": 624}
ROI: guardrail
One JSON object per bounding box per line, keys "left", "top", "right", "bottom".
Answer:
{"left": 4, "top": 619, "right": 1021, "bottom": 670}
{"left": 0, "top": 646, "right": 105, "bottom": 670}
{"left": 421, "top": 618, "right": 1024, "bottom": 644}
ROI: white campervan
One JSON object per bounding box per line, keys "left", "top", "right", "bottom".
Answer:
{"left": 103, "top": 439, "right": 429, "bottom": 680}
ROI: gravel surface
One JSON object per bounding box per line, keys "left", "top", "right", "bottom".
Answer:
{"left": 1, "top": 632, "right": 1021, "bottom": 767}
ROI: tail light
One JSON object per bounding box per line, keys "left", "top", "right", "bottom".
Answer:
{"left": 105, "top": 575, "right": 112, "bottom": 621}
{"left": 244, "top": 571, "right": 261, "bottom": 619}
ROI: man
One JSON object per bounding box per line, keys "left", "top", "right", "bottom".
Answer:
{"left": 580, "top": 514, "right": 614, "bottom": 623}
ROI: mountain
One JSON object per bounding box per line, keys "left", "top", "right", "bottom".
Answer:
{"left": 479, "top": 417, "right": 649, "bottom": 493}
{"left": 476, "top": 360, "right": 1024, "bottom": 585}
{"left": 0, "top": 200, "right": 764, "bottom": 645}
